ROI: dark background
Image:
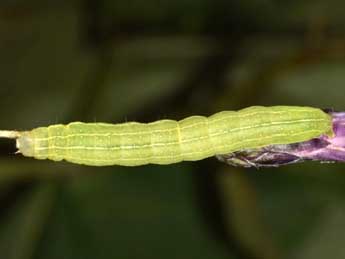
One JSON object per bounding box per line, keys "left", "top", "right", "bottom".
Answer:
{"left": 1, "top": 1, "right": 345, "bottom": 259}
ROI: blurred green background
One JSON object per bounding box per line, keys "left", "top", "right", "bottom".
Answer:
{"left": 1, "top": 1, "right": 345, "bottom": 259}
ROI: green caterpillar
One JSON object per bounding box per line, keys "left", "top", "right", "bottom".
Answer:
{"left": 15, "top": 106, "right": 333, "bottom": 166}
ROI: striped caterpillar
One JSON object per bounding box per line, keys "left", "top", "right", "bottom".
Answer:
{"left": 13, "top": 106, "right": 333, "bottom": 166}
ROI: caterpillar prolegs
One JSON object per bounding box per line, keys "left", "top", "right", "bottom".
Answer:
{"left": 15, "top": 106, "right": 333, "bottom": 166}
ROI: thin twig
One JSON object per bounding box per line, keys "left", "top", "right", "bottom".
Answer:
{"left": 0, "top": 130, "right": 20, "bottom": 139}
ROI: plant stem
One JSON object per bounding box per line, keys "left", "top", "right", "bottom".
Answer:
{"left": 0, "top": 130, "right": 20, "bottom": 139}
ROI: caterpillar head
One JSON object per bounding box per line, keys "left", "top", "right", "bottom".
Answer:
{"left": 16, "top": 132, "right": 35, "bottom": 157}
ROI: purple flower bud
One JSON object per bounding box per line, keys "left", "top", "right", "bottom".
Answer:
{"left": 217, "top": 111, "right": 345, "bottom": 168}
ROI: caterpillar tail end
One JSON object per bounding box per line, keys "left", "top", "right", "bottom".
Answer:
{"left": 217, "top": 111, "right": 345, "bottom": 168}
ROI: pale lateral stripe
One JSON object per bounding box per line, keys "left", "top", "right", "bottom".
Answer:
{"left": 35, "top": 118, "right": 326, "bottom": 151}
{"left": 46, "top": 129, "right": 321, "bottom": 163}
{"left": 34, "top": 108, "right": 320, "bottom": 142}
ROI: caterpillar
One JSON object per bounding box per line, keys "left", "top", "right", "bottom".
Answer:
{"left": 13, "top": 106, "right": 333, "bottom": 166}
